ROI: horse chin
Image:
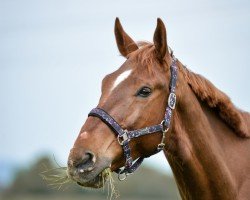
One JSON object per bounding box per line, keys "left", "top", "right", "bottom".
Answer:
{"left": 76, "top": 173, "right": 105, "bottom": 189}
{"left": 71, "top": 161, "right": 111, "bottom": 189}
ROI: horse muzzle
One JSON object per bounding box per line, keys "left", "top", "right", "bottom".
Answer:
{"left": 67, "top": 147, "right": 110, "bottom": 188}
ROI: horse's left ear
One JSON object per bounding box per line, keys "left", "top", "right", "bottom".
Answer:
{"left": 153, "top": 18, "right": 169, "bottom": 61}
{"left": 114, "top": 18, "right": 139, "bottom": 58}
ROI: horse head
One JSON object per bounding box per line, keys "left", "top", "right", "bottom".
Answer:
{"left": 67, "top": 18, "right": 175, "bottom": 188}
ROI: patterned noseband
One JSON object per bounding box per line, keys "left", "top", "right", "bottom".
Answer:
{"left": 88, "top": 56, "right": 178, "bottom": 181}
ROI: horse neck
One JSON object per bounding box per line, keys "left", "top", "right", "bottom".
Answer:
{"left": 164, "top": 67, "right": 250, "bottom": 200}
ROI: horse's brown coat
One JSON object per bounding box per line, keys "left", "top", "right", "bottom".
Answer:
{"left": 68, "top": 18, "right": 250, "bottom": 199}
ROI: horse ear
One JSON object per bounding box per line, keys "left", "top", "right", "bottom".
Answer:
{"left": 114, "top": 17, "right": 138, "bottom": 58}
{"left": 153, "top": 18, "right": 169, "bottom": 61}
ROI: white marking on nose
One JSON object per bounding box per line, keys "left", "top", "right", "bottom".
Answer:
{"left": 111, "top": 69, "right": 132, "bottom": 92}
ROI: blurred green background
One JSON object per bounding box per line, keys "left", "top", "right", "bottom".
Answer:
{"left": 0, "top": 155, "right": 180, "bottom": 200}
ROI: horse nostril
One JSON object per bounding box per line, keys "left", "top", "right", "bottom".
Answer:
{"left": 76, "top": 151, "right": 96, "bottom": 173}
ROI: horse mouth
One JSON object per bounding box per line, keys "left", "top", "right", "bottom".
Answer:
{"left": 76, "top": 172, "right": 105, "bottom": 188}
{"left": 67, "top": 154, "right": 113, "bottom": 189}
{"left": 71, "top": 167, "right": 112, "bottom": 189}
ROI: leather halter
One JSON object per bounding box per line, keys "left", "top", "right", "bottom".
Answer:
{"left": 88, "top": 56, "right": 178, "bottom": 180}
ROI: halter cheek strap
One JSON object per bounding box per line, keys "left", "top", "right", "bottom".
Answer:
{"left": 88, "top": 56, "right": 178, "bottom": 181}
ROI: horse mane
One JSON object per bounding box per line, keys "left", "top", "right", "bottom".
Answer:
{"left": 182, "top": 67, "right": 250, "bottom": 138}
{"left": 131, "top": 42, "right": 250, "bottom": 138}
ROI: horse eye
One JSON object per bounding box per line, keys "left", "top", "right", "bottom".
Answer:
{"left": 136, "top": 87, "right": 152, "bottom": 98}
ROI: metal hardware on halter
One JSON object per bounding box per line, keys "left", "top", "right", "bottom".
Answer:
{"left": 118, "top": 170, "right": 127, "bottom": 181}
{"left": 117, "top": 130, "right": 130, "bottom": 145}
{"left": 168, "top": 92, "right": 176, "bottom": 109}
{"left": 158, "top": 120, "right": 169, "bottom": 151}
{"left": 118, "top": 170, "right": 133, "bottom": 181}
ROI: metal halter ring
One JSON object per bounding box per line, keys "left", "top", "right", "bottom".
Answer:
{"left": 158, "top": 120, "right": 169, "bottom": 151}
{"left": 118, "top": 171, "right": 127, "bottom": 181}
{"left": 161, "top": 120, "right": 169, "bottom": 133}
{"left": 157, "top": 143, "right": 165, "bottom": 151}
{"left": 117, "top": 130, "right": 130, "bottom": 145}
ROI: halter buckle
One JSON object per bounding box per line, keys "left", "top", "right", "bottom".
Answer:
{"left": 168, "top": 92, "right": 176, "bottom": 109}
{"left": 117, "top": 130, "right": 130, "bottom": 145}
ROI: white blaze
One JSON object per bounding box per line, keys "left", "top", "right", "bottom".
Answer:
{"left": 111, "top": 69, "right": 132, "bottom": 92}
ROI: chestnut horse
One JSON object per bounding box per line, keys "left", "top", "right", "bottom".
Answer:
{"left": 67, "top": 18, "right": 250, "bottom": 199}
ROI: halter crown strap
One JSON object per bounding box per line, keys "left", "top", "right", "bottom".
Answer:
{"left": 88, "top": 56, "right": 178, "bottom": 180}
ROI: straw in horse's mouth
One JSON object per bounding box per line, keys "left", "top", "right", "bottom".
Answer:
{"left": 41, "top": 166, "right": 119, "bottom": 199}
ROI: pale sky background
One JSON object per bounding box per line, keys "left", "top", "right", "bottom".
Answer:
{"left": 0, "top": 0, "right": 250, "bottom": 175}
